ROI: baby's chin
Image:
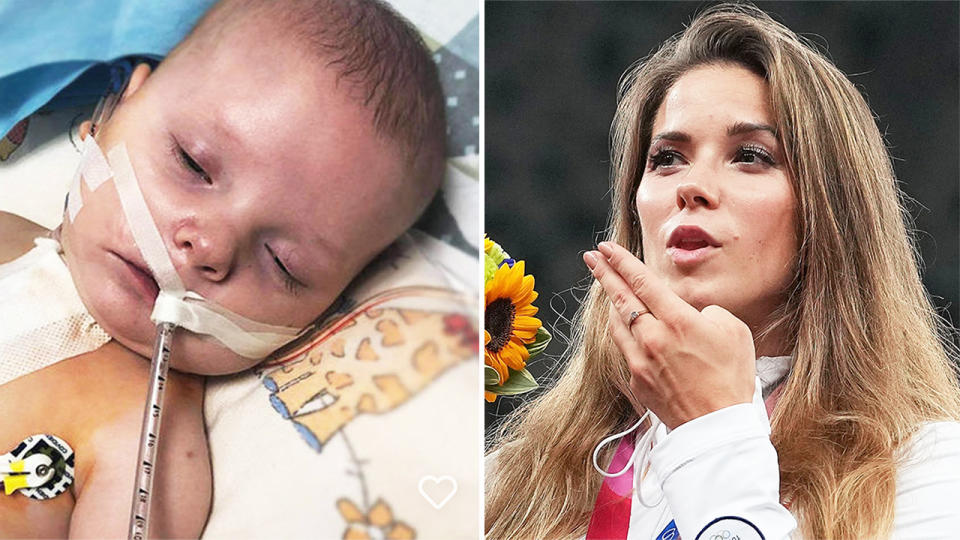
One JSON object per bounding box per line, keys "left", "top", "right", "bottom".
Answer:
{"left": 168, "top": 332, "right": 264, "bottom": 375}
{"left": 102, "top": 314, "right": 263, "bottom": 375}
{"left": 83, "top": 285, "right": 280, "bottom": 375}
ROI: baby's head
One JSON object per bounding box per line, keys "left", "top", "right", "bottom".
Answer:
{"left": 59, "top": 0, "right": 445, "bottom": 374}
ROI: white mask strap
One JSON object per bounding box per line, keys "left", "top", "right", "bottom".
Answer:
{"left": 633, "top": 415, "right": 664, "bottom": 508}
{"left": 592, "top": 409, "right": 650, "bottom": 478}
{"left": 591, "top": 409, "right": 665, "bottom": 507}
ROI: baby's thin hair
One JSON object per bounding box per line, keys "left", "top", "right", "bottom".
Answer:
{"left": 178, "top": 0, "right": 446, "bottom": 190}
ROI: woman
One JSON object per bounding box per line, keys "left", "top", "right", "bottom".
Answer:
{"left": 486, "top": 4, "right": 960, "bottom": 539}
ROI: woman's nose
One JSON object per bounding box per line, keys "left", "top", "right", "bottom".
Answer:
{"left": 172, "top": 221, "right": 236, "bottom": 282}
{"left": 675, "top": 176, "right": 719, "bottom": 210}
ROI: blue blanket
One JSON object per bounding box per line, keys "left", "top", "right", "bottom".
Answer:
{"left": 0, "top": 0, "right": 215, "bottom": 137}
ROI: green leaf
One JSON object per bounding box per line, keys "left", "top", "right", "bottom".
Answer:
{"left": 485, "top": 238, "right": 510, "bottom": 267}
{"left": 486, "top": 367, "right": 539, "bottom": 396}
{"left": 484, "top": 253, "right": 499, "bottom": 283}
{"left": 510, "top": 366, "right": 537, "bottom": 385}
{"left": 485, "top": 365, "right": 501, "bottom": 385}
{"left": 525, "top": 326, "right": 552, "bottom": 358}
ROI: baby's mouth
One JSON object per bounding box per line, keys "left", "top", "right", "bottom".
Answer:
{"left": 114, "top": 252, "right": 160, "bottom": 302}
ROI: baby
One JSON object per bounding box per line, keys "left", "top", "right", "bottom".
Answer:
{"left": 0, "top": 0, "right": 445, "bottom": 537}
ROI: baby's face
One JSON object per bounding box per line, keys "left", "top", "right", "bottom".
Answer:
{"left": 60, "top": 30, "right": 412, "bottom": 374}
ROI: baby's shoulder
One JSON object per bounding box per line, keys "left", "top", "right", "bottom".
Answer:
{"left": 0, "top": 342, "right": 209, "bottom": 537}
{"left": 66, "top": 343, "right": 210, "bottom": 537}
{"left": 63, "top": 341, "right": 206, "bottom": 463}
{"left": 0, "top": 211, "right": 48, "bottom": 264}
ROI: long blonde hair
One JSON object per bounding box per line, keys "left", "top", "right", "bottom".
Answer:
{"left": 485, "top": 4, "right": 960, "bottom": 539}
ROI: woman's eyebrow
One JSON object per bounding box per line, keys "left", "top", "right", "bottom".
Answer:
{"left": 726, "top": 121, "right": 778, "bottom": 138}
{"left": 651, "top": 122, "right": 779, "bottom": 144}
{"left": 652, "top": 130, "right": 690, "bottom": 143}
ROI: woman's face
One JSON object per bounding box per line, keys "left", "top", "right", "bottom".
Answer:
{"left": 635, "top": 63, "right": 798, "bottom": 337}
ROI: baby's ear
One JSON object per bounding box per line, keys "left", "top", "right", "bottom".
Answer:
{"left": 121, "top": 63, "right": 153, "bottom": 100}
{"left": 79, "top": 119, "right": 93, "bottom": 140}
{"left": 80, "top": 63, "right": 153, "bottom": 140}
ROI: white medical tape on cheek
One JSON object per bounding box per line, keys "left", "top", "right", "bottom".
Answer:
{"left": 67, "top": 136, "right": 114, "bottom": 223}
{"left": 152, "top": 292, "right": 301, "bottom": 359}
{"left": 67, "top": 173, "right": 83, "bottom": 222}
{"left": 106, "top": 144, "right": 185, "bottom": 294}
{"left": 100, "top": 142, "right": 302, "bottom": 358}
{"left": 80, "top": 135, "right": 112, "bottom": 190}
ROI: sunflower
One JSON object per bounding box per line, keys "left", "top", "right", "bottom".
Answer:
{"left": 485, "top": 260, "right": 541, "bottom": 389}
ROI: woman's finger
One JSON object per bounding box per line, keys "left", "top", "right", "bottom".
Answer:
{"left": 607, "top": 304, "right": 654, "bottom": 395}
{"left": 584, "top": 250, "right": 654, "bottom": 331}
{"left": 608, "top": 303, "right": 672, "bottom": 415}
{"left": 607, "top": 304, "right": 646, "bottom": 363}
{"left": 596, "top": 241, "right": 697, "bottom": 327}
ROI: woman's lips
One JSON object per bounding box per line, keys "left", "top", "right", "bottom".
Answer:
{"left": 666, "top": 225, "right": 721, "bottom": 267}
{"left": 667, "top": 244, "right": 718, "bottom": 266}
{"left": 113, "top": 252, "right": 160, "bottom": 302}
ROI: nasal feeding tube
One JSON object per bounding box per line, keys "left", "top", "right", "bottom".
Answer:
{"left": 75, "top": 62, "right": 303, "bottom": 538}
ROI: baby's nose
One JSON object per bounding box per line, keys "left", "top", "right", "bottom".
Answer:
{"left": 173, "top": 222, "right": 235, "bottom": 282}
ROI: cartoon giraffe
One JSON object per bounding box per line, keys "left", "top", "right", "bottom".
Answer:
{"left": 262, "top": 288, "right": 477, "bottom": 452}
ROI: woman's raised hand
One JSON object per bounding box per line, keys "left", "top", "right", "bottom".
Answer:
{"left": 584, "top": 241, "right": 756, "bottom": 429}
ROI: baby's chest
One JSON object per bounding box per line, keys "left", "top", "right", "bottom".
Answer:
{"left": 0, "top": 484, "right": 73, "bottom": 537}
{"left": 0, "top": 355, "right": 112, "bottom": 537}
{"left": 0, "top": 383, "right": 78, "bottom": 537}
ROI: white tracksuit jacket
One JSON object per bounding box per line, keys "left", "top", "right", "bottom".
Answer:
{"left": 606, "top": 361, "right": 960, "bottom": 540}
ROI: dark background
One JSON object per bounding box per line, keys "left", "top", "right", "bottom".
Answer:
{"left": 485, "top": 1, "right": 960, "bottom": 435}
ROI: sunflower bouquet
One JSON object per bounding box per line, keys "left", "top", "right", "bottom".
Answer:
{"left": 484, "top": 236, "right": 551, "bottom": 402}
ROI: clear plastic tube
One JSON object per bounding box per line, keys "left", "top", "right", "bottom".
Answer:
{"left": 128, "top": 322, "right": 175, "bottom": 540}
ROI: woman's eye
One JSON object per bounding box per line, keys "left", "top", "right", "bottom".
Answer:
{"left": 175, "top": 145, "right": 213, "bottom": 185}
{"left": 734, "top": 145, "right": 776, "bottom": 167}
{"left": 649, "top": 149, "right": 684, "bottom": 170}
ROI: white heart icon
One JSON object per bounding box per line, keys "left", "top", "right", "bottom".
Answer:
{"left": 418, "top": 475, "right": 458, "bottom": 509}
